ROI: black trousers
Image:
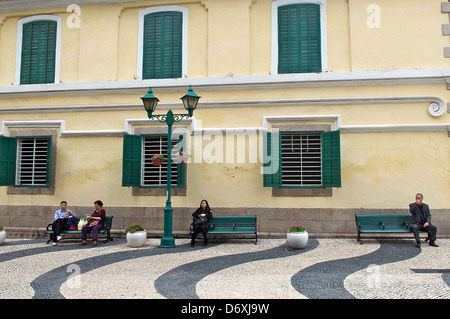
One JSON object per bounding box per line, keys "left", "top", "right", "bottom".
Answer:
{"left": 410, "top": 223, "right": 437, "bottom": 242}
{"left": 191, "top": 223, "right": 208, "bottom": 244}
{"left": 51, "top": 219, "right": 67, "bottom": 242}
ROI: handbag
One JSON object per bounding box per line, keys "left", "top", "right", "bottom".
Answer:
{"left": 77, "top": 218, "right": 88, "bottom": 230}
{"left": 89, "top": 220, "right": 99, "bottom": 227}
{"left": 67, "top": 216, "right": 78, "bottom": 229}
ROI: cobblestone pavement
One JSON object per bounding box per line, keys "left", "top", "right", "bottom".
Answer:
{"left": 0, "top": 237, "right": 449, "bottom": 300}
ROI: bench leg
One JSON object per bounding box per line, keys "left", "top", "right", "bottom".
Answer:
{"left": 255, "top": 232, "right": 258, "bottom": 245}
{"left": 357, "top": 230, "right": 363, "bottom": 245}
{"left": 103, "top": 230, "right": 113, "bottom": 243}
{"left": 47, "top": 233, "right": 53, "bottom": 244}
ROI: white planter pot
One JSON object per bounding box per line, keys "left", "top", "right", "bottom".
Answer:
{"left": 0, "top": 230, "right": 6, "bottom": 245}
{"left": 126, "top": 230, "right": 147, "bottom": 247}
{"left": 287, "top": 231, "right": 308, "bottom": 249}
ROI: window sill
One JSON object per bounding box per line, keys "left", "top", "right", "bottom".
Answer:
{"left": 272, "top": 187, "right": 332, "bottom": 197}
{"left": 132, "top": 187, "right": 186, "bottom": 196}
{"left": 7, "top": 186, "right": 55, "bottom": 195}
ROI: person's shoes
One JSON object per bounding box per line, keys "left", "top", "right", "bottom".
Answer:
{"left": 52, "top": 242, "right": 57, "bottom": 246}
{"left": 78, "top": 242, "right": 87, "bottom": 247}
{"left": 190, "top": 243, "right": 195, "bottom": 247}
{"left": 429, "top": 241, "right": 439, "bottom": 247}
{"left": 56, "top": 235, "right": 62, "bottom": 241}
{"left": 90, "top": 243, "right": 97, "bottom": 248}
{"left": 416, "top": 241, "right": 421, "bottom": 248}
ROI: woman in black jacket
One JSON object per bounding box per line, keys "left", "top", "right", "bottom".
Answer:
{"left": 191, "top": 199, "right": 213, "bottom": 247}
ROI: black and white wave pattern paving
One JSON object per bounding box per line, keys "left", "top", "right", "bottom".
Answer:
{"left": 0, "top": 238, "right": 448, "bottom": 299}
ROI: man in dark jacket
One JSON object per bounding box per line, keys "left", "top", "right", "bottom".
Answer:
{"left": 409, "top": 193, "right": 438, "bottom": 248}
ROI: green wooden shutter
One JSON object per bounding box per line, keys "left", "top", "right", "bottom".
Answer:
{"left": 45, "top": 136, "right": 52, "bottom": 187}
{"left": 20, "top": 20, "right": 57, "bottom": 84}
{"left": 0, "top": 136, "right": 17, "bottom": 186}
{"left": 263, "top": 131, "right": 282, "bottom": 187}
{"left": 322, "top": 130, "right": 341, "bottom": 187}
{"left": 122, "top": 134, "right": 142, "bottom": 187}
{"left": 278, "top": 4, "right": 321, "bottom": 74}
{"left": 176, "top": 134, "right": 186, "bottom": 187}
{"left": 143, "top": 11, "right": 182, "bottom": 79}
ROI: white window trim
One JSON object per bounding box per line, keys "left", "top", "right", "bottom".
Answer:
{"left": 137, "top": 5, "right": 189, "bottom": 80}
{"left": 15, "top": 15, "right": 62, "bottom": 85}
{"left": 271, "top": 0, "right": 328, "bottom": 75}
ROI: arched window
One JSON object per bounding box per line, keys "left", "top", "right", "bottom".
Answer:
{"left": 271, "top": 0, "right": 327, "bottom": 74}
{"left": 137, "top": 6, "right": 188, "bottom": 79}
{"left": 15, "top": 15, "right": 62, "bottom": 84}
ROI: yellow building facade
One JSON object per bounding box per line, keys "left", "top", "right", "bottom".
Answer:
{"left": 0, "top": 0, "right": 449, "bottom": 238}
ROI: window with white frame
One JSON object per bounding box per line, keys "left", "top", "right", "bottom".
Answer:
{"left": 15, "top": 15, "right": 62, "bottom": 85}
{"left": 271, "top": 0, "right": 327, "bottom": 74}
{"left": 137, "top": 6, "right": 188, "bottom": 80}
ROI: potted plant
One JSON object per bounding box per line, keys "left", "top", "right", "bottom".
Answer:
{"left": 151, "top": 154, "right": 166, "bottom": 166}
{"left": 0, "top": 225, "right": 6, "bottom": 245}
{"left": 287, "top": 224, "right": 308, "bottom": 249}
{"left": 177, "top": 151, "right": 191, "bottom": 163}
{"left": 125, "top": 223, "right": 147, "bottom": 247}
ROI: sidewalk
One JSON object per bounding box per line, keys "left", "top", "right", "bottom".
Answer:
{"left": 0, "top": 237, "right": 448, "bottom": 299}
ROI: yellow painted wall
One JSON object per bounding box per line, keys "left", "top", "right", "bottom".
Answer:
{"left": 348, "top": 0, "right": 448, "bottom": 71}
{"left": 1, "top": 0, "right": 449, "bottom": 84}
{"left": 0, "top": 0, "right": 449, "bottom": 214}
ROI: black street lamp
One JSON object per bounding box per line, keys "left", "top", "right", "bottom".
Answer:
{"left": 141, "top": 86, "right": 201, "bottom": 248}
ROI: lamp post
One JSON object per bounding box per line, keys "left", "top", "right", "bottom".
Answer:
{"left": 141, "top": 86, "right": 200, "bottom": 248}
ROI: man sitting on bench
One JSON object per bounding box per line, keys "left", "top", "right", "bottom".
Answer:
{"left": 50, "top": 200, "right": 77, "bottom": 246}
{"left": 409, "top": 193, "right": 438, "bottom": 248}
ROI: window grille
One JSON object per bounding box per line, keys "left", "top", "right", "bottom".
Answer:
{"left": 16, "top": 137, "right": 49, "bottom": 186}
{"left": 281, "top": 132, "right": 322, "bottom": 186}
{"left": 141, "top": 136, "right": 178, "bottom": 187}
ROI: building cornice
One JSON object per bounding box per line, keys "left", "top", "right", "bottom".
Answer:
{"left": 1, "top": 69, "right": 450, "bottom": 99}
{"left": 0, "top": 0, "right": 139, "bottom": 12}
{"left": 2, "top": 117, "right": 449, "bottom": 138}
{"left": 0, "top": 95, "right": 446, "bottom": 117}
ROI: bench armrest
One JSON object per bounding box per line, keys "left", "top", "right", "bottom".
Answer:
{"left": 46, "top": 224, "right": 53, "bottom": 231}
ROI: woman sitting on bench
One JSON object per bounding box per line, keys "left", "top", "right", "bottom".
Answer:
{"left": 79, "top": 200, "right": 106, "bottom": 248}
{"left": 191, "top": 199, "right": 213, "bottom": 247}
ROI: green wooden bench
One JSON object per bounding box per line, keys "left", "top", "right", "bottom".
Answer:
{"left": 46, "top": 216, "right": 113, "bottom": 243}
{"left": 190, "top": 215, "right": 258, "bottom": 244}
{"left": 355, "top": 214, "right": 429, "bottom": 244}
